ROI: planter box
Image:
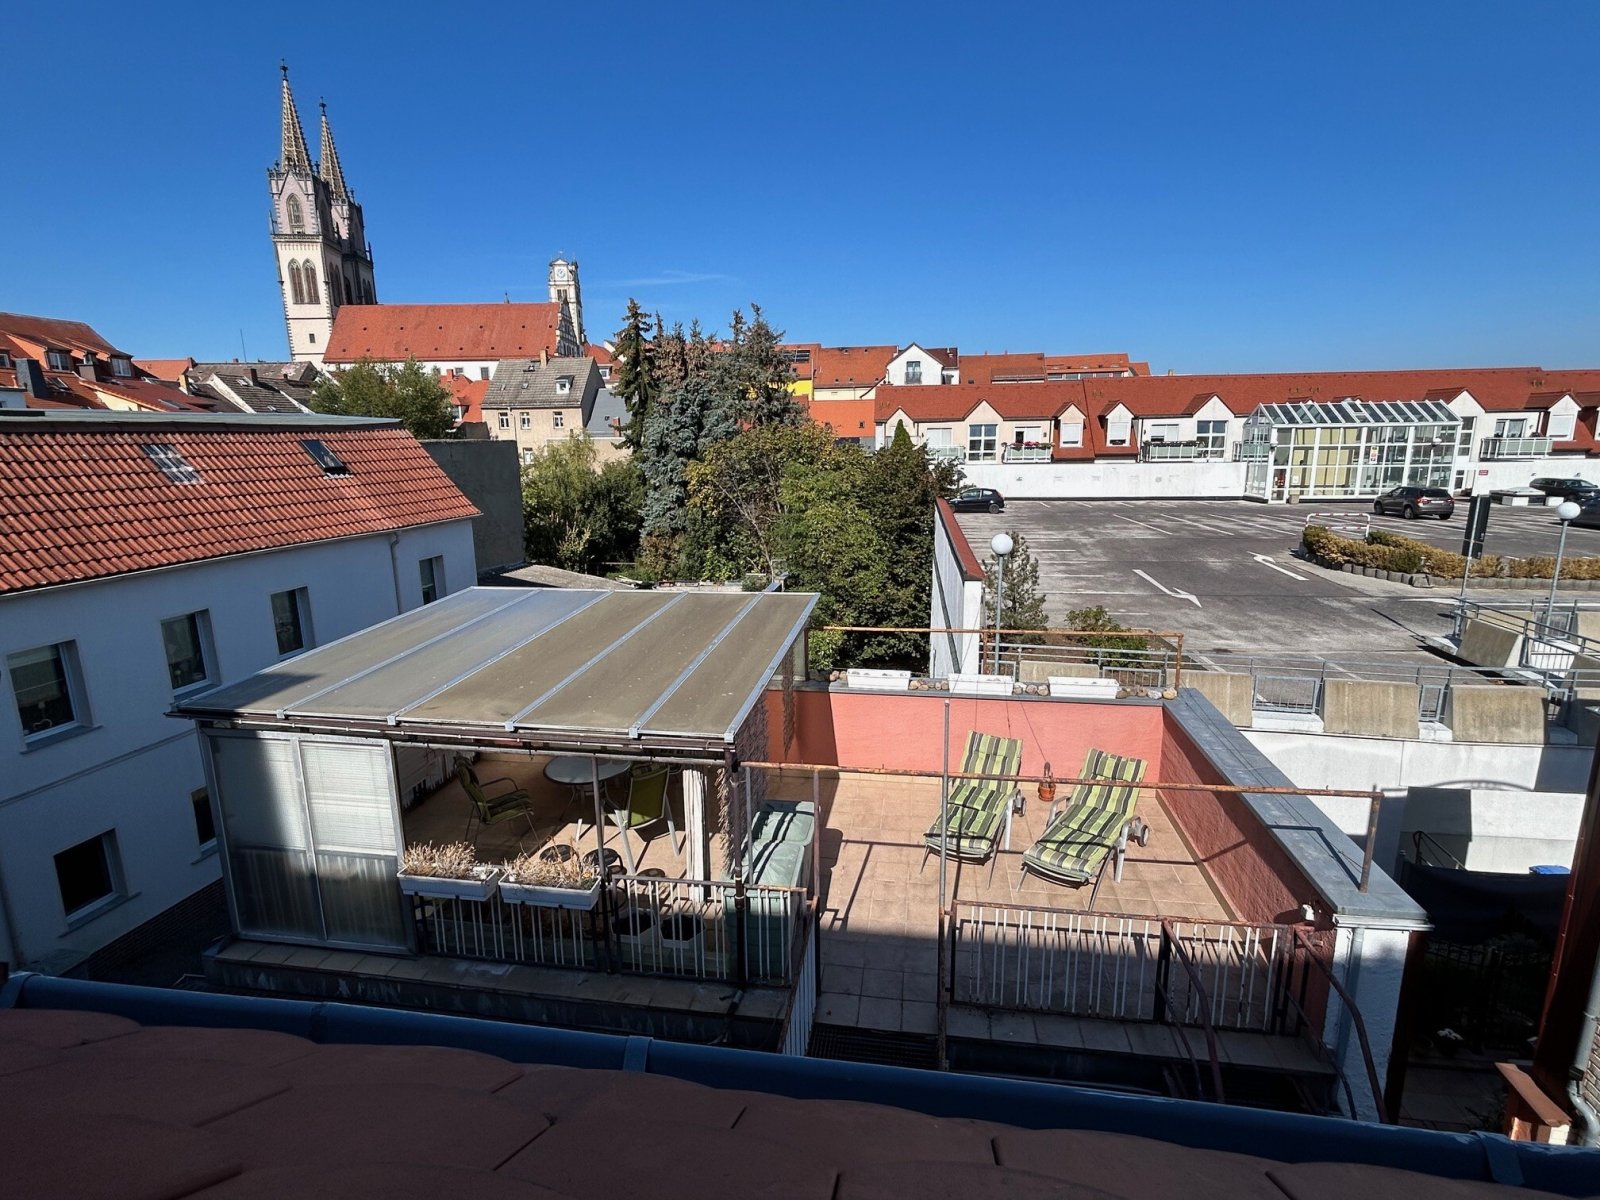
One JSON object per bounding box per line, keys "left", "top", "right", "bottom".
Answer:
{"left": 846, "top": 668, "right": 911, "bottom": 692}
{"left": 949, "top": 672, "right": 1012, "bottom": 696}
{"left": 499, "top": 877, "right": 601, "bottom": 911}
{"left": 397, "top": 868, "right": 501, "bottom": 902}
{"left": 1048, "top": 676, "right": 1121, "bottom": 699}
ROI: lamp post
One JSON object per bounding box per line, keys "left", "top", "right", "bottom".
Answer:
{"left": 1546, "top": 500, "right": 1583, "bottom": 635}
{"left": 990, "top": 532, "right": 1013, "bottom": 673}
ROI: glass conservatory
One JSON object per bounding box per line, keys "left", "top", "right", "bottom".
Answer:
{"left": 1239, "top": 398, "right": 1461, "bottom": 502}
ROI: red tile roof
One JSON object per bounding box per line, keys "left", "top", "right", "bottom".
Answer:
{"left": 324, "top": 303, "right": 567, "bottom": 364}
{"left": 876, "top": 382, "right": 1083, "bottom": 424}
{"left": 959, "top": 352, "right": 1046, "bottom": 384}
{"left": 0, "top": 311, "right": 123, "bottom": 359}
{"left": 440, "top": 374, "right": 491, "bottom": 424}
{"left": 134, "top": 357, "right": 196, "bottom": 382}
{"left": 1045, "top": 352, "right": 1138, "bottom": 375}
{"left": 0, "top": 417, "right": 479, "bottom": 594}
{"left": 583, "top": 342, "right": 615, "bottom": 367}
{"left": 812, "top": 345, "right": 897, "bottom": 389}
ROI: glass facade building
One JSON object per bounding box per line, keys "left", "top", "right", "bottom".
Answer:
{"left": 1240, "top": 399, "right": 1462, "bottom": 502}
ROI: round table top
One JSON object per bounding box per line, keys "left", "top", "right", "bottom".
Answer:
{"left": 543, "top": 756, "right": 631, "bottom": 786}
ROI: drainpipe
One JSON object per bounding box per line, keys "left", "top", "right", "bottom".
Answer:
{"left": 1568, "top": 957, "right": 1600, "bottom": 1146}
{"left": 386, "top": 533, "right": 404, "bottom": 615}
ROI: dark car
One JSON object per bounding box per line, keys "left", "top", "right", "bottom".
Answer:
{"left": 951, "top": 487, "right": 1005, "bottom": 513}
{"left": 1531, "top": 476, "right": 1600, "bottom": 502}
{"left": 1570, "top": 497, "right": 1600, "bottom": 530}
{"left": 1372, "top": 486, "right": 1454, "bottom": 520}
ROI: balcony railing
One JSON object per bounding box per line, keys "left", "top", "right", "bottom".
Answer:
{"left": 1234, "top": 442, "right": 1272, "bottom": 461}
{"left": 1480, "top": 436, "right": 1554, "bottom": 459}
{"left": 1001, "top": 445, "right": 1053, "bottom": 463}
{"left": 1141, "top": 441, "right": 1223, "bottom": 462}
{"left": 405, "top": 872, "right": 808, "bottom": 986}
{"left": 926, "top": 445, "right": 965, "bottom": 462}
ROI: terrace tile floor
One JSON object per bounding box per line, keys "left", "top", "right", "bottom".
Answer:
{"left": 769, "top": 771, "right": 1233, "bottom": 1038}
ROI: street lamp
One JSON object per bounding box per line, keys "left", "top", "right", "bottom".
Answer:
{"left": 991, "top": 532, "right": 1014, "bottom": 673}
{"left": 1546, "top": 500, "right": 1583, "bottom": 634}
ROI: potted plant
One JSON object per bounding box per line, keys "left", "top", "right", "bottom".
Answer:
{"left": 1037, "top": 761, "right": 1057, "bottom": 807}
{"left": 498, "top": 844, "right": 601, "bottom": 911}
{"left": 397, "top": 842, "right": 501, "bottom": 901}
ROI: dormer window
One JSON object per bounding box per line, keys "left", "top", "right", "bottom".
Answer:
{"left": 111, "top": 357, "right": 133, "bottom": 378}
{"left": 905, "top": 360, "right": 922, "bottom": 385}
{"left": 46, "top": 349, "right": 72, "bottom": 371}
{"left": 300, "top": 438, "right": 350, "bottom": 476}
{"left": 0, "top": 352, "right": 10, "bottom": 369}
{"left": 555, "top": 376, "right": 573, "bottom": 395}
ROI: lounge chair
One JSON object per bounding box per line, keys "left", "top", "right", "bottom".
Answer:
{"left": 922, "top": 732, "right": 1024, "bottom": 870}
{"left": 457, "top": 760, "right": 536, "bottom": 839}
{"left": 1021, "top": 750, "right": 1149, "bottom": 904}
{"left": 604, "top": 764, "right": 678, "bottom": 874}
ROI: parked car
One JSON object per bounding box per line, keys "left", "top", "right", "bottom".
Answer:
{"left": 951, "top": 487, "right": 1005, "bottom": 513}
{"left": 1372, "top": 486, "right": 1454, "bottom": 520}
{"left": 1569, "top": 497, "right": 1600, "bottom": 530}
{"left": 1530, "top": 477, "right": 1600, "bottom": 502}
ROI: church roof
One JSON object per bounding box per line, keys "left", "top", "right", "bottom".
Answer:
{"left": 279, "top": 67, "right": 311, "bottom": 174}
{"left": 323, "top": 303, "right": 568, "bottom": 365}
{"left": 482, "top": 357, "right": 600, "bottom": 409}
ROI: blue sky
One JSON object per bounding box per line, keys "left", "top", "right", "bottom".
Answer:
{"left": 6, "top": 1, "right": 1597, "bottom": 370}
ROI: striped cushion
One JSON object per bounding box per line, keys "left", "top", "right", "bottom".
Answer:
{"left": 1082, "top": 748, "right": 1147, "bottom": 785}
{"left": 924, "top": 732, "right": 1022, "bottom": 861}
{"left": 1023, "top": 782, "right": 1140, "bottom": 884}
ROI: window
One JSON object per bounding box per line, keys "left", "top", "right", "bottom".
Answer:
{"left": 522, "top": 448, "right": 536, "bottom": 465}
{"left": 904, "top": 359, "right": 923, "bottom": 385}
{"left": 519, "top": 412, "right": 532, "bottom": 429}
{"left": 598, "top": 365, "right": 611, "bottom": 381}
{"left": 308, "top": 332, "right": 316, "bottom": 344}
{"left": 556, "top": 376, "right": 573, "bottom": 395}
{"left": 1147, "top": 422, "right": 1180, "bottom": 443}
{"left": 552, "top": 411, "right": 565, "bottom": 429}
{"left": 160, "top": 611, "right": 213, "bottom": 692}
{"left": 270, "top": 588, "right": 311, "bottom": 657}
{"left": 479, "top": 367, "right": 490, "bottom": 380}
{"left": 8, "top": 642, "right": 87, "bottom": 741}
{"left": 141, "top": 442, "right": 202, "bottom": 484}
{"left": 286, "top": 193, "right": 304, "bottom": 233}
{"left": 55, "top": 831, "right": 121, "bottom": 918}
{"left": 46, "top": 349, "right": 72, "bottom": 371}
{"left": 498, "top": 412, "right": 510, "bottom": 430}
{"left": 1549, "top": 412, "right": 1577, "bottom": 441}
{"left": 343, "top": 275, "right": 354, "bottom": 305}
{"left": 111, "top": 356, "right": 133, "bottom": 378}
{"left": 303, "top": 263, "right": 319, "bottom": 303}
{"left": 300, "top": 438, "right": 349, "bottom": 475}
{"left": 1494, "top": 417, "right": 1528, "bottom": 439}
{"left": 0, "top": 351, "right": 10, "bottom": 368}
{"left": 1456, "top": 416, "right": 1477, "bottom": 457}
{"left": 288, "top": 261, "right": 305, "bottom": 305}
{"left": 1060, "top": 420, "right": 1084, "bottom": 447}
{"left": 1196, "top": 420, "right": 1227, "bottom": 457}
{"left": 192, "top": 786, "right": 216, "bottom": 850}
{"left": 967, "top": 423, "right": 998, "bottom": 462}
{"left": 1107, "top": 417, "right": 1132, "bottom": 445}
{"left": 419, "top": 556, "right": 444, "bottom": 605}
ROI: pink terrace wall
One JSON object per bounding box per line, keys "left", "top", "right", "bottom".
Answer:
{"left": 1158, "top": 717, "right": 1325, "bottom": 930}
{"left": 763, "top": 687, "right": 1165, "bottom": 781}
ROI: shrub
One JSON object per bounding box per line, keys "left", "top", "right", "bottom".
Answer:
{"left": 1305, "top": 523, "right": 1600, "bottom": 579}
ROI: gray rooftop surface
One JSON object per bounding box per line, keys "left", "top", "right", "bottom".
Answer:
{"left": 481, "top": 357, "right": 600, "bottom": 409}
{"left": 177, "top": 586, "right": 817, "bottom": 751}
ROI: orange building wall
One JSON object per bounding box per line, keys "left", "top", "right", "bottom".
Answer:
{"left": 806, "top": 398, "right": 876, "bottom": 441}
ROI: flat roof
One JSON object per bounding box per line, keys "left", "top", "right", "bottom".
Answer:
{"left": 1248, "top": 398, "right": 1459, "bottom": 427}
{"left": 178, "top": 586, "right": 817, "bottom": 752}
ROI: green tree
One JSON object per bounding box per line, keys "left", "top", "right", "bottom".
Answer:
{"left": 520, "top": 436, "right": 643, "bottom": 573}
{"left": 984, "top": 533, "right": 1050, "bottom": 641}
{"left": 611, "top": 300, "right": 654, "bottom": 452}
{"left": 309, "top": 357, "right": 454, "bottom": 439}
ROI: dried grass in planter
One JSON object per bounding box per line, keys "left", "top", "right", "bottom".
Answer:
{"left": 401, "top": 841, "right": 481, "bottom": 879}
{"left": 504, "top": 844, "right": 597, "bottom": 889}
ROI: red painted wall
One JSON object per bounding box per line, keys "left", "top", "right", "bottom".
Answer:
{"left": 764, "top": 686, "right": 1165, "bottom": 780}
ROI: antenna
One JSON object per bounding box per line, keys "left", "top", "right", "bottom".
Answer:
{"left": 239, "top": 329, "right": 248, "bottom": 361}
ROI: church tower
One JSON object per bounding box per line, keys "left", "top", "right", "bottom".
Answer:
{"left": 548, "top": 257, "right": 584, "bottom": 348}
{"left": 268, "top": 65, "right": 377, "bottom": 364}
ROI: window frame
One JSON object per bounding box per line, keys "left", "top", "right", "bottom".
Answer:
{"left": 518, "top": 411, "right": 532, "bottom": 429}
{"left": 497, "top": 412, "right": 510, "bottom": 430}
{"left": 1548, "top": 411, "right": 1577, "bottom": 441}
{"left": 191, "top": 786, "right": 218, "bottom": 854}
{"left": 54, "top": 829, "right": 124, "bottom": 923}
{"left": 967, "top": 422, "right": 999, "bottom": 462}
{"left": 904, "top": 359, "right": 923, "bottom": 385}
{"left": 8, "top": 640, "right": 91, "bottom": 748}
{"left": 419, "top": 556, "right": 444, "bottom": 605}
{"left": 270, "top": 587, "right": 313, "bottom": 658}
{"left": 1060, "top": 420, "right": 1084, "bottom": 448}
{"left": 160, "top": 610, "right": 216, "bottom": 696}
{"left": 286, "top": 193, "right": 305, "bottom": 233}
{"left": 552, "top": 411, "right": 565, "bottom": 429}
{"left": 46, "top": 349, "right": 73, "bottom": 371}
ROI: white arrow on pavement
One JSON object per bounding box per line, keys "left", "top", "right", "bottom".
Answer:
{"left": 1251, "top": 553, "right": 1308, "bottom": 581}
{"left": 1133, "top": 568, "right": 1202, "bottom": 608}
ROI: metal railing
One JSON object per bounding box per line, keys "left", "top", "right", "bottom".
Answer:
{"left": 1155, "top": 921, "right": 1228, "bottom": 1103}
{"left": 1001, "top": 445, "right": 1053, "bottom": 463}
{"left": 406, "top": 873, "right": 808, "bottom": 986}
{"left": 1234, "top": 441, "right": 1272, "bottom": 460}
{"left": 1284, "top": 929, "right": 1390, "bottom": 1122}
{"left": 1141, "top": 442, "right": 1223, "bottom": 462}
{"left": 778, "top": 912, "right": 819, "bottom": 1056}
{"left": 1480, "top": 437, "right": 1554, "bottom": 460}
{"left": 945, "top": 903, "right": 1303, "bottom": 1034}
{"left": 988, "top": 637, "right": 1182, "bottom": 692}
{"left": 1450, "top": 600, "right": 1600, "bottom": 696}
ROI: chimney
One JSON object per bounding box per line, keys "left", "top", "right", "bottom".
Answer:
{"left": 15, "top": 358, "right": 48, "bottom": 398}
{"left": 247, "top": 367, "right": 258, "bottom": 386}
{"left": 540, "top": 348, "right": 549, "bottom": 367}
{"left": 77, "top": 352, "right": 101, "bottom": 382}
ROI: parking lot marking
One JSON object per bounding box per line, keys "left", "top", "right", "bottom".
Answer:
{"left": 1250, "top": 553, "right": 1308, "bottom": 581}
{"left": 1112, "top": 514, "right": 1168, "bottom": 534}
{"left": 1133, "top": 568, "right": 1202, "bottom": 608}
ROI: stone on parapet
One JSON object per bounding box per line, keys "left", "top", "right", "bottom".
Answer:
{"left": 1444, "top": 684, "right": 1547, "bottom": 744}
{"left": 1321, "top": 679, "right": 1420, "bottom": 740}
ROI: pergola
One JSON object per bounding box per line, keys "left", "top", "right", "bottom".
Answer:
{"left": 177, "top": 586, "right": 816, "bottom": 953}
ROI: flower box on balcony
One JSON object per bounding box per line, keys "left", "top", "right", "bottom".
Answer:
{"left": 1048, "top": 676, "right": 1121, "bottom": 699}
{"left": 397, "top": 867, "right": 502, "bottom": 902}
{"left": 950, "top": 672, "right": 1013, "bottom": 696}
{"left": 846, "top": 667, "right": 911, "bottom": 691}
{"left": 498, "top": 877, "right": 601, "bottom": 911}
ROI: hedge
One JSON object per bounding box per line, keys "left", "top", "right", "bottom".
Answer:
{"left": 1301, "top": 524, "right": 1600, "bottom": 580}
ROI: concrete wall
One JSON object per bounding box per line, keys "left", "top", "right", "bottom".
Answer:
{"left": 1183, "top": 671, "right": 1254, "bottom": 726}
{"left": 930, "top": 504, "right": 983, "bottom": 678}
{"left": 423, "top": 438, "right": 524, "bottom": 574}
{"left": 960, "top": 458, "right": 1247, "bottom": 500}
{"left": 0, "top": 520, "right": 476, "bottom": 974}
{"left": 1444, "top": 684, "right": 1548, "bottom": 744}
{"left": 1396, "top": 787, "right": 1581, "bottom": 874}
{"left": 1321, "top": 679, "right": 1421, "bottom": 740}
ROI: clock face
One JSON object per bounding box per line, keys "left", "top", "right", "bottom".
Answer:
{"left": 553, "top": 265, "right": 569, "bottom": 282}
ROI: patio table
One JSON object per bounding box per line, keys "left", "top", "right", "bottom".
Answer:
{"left": 544, "top": 756, "right": 630, "bottom": 789}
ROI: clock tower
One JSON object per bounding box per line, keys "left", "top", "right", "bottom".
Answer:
{"left": 548, "top": 257, "right": 584, "bottom": 348}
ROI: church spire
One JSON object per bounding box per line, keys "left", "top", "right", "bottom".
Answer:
{"left": 279, "top": 62, "right": 311, "bottom": 173}
{"left": 318, "top": 99, "right": 349, "bottom": 200}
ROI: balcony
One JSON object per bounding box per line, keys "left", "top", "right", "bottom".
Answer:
{"left": 1141, "top": 441, "right": 1222, "bottom": 462}
{"left": 925, "top": 445, "right": 965, "bottom": 462}
{"left": 1001, "top": 444, "right": 1052, "bottom": 464}
{"left": 1234, "top": 441, "right": 1272, "bottom": 460}
{"left": 1480, "top": 436, "right": 1554, "bottom": 459}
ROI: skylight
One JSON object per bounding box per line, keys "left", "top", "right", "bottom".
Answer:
{"left": 141, "top": 443, "right": 201, "bottom": 484}
{"left": 300, "top": 438, "right": 350, "bottom": 475}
